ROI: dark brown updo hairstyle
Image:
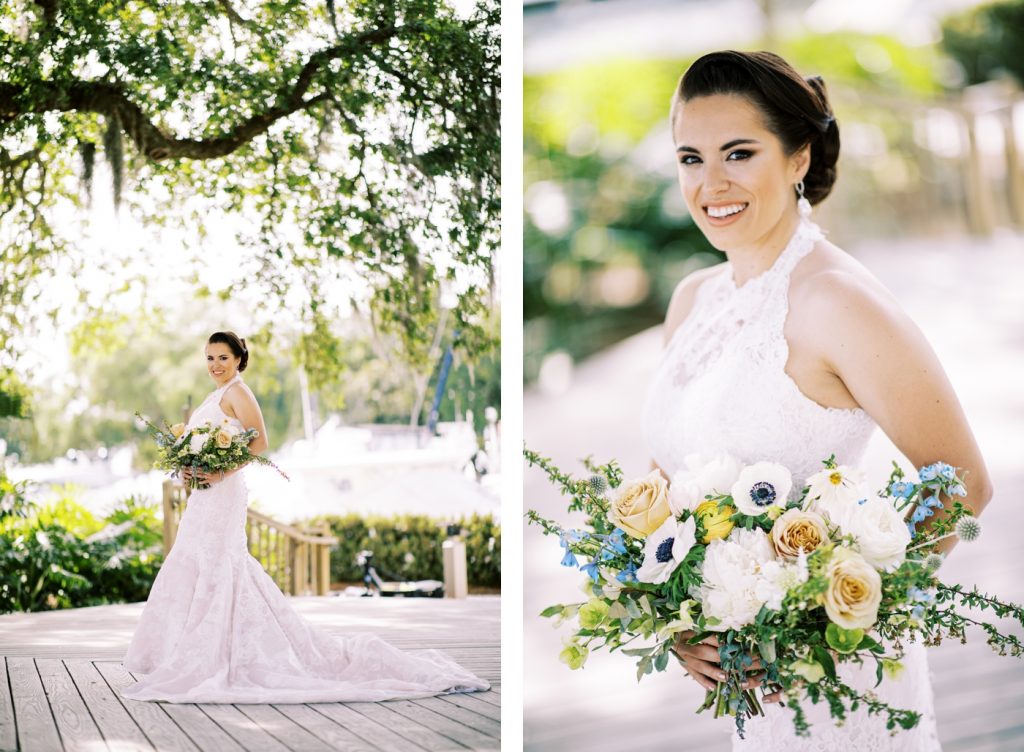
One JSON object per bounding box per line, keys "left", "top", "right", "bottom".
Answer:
{"left": 208, "top": 331, "right": 249, "bottom": 372}
{"left": 670, "top": 50, "right": 840, "bottom": 205}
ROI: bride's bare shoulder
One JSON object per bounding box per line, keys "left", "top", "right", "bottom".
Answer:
{"left": 663, "top": 262, "right": 725, "bottom": 345}
{"left": 789, "top": 237, "right": 908, "bottom": 340}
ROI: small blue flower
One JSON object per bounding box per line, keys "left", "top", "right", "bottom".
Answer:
{"left": 911, "top": 604, "right": 925, "bottom": 620}
{"left": 919, "top": 464, "right": 939, "bottom": 482}
{"left": 560, "top": 549, "right": 578, "bottom": 568}
{"left": 615, "top": 562, "right": 638, "bottom": 584}
{"left": 889, "top": 481, "right": 915, "bottom": 499}
{"left": 950, "top": 483, "right": 967, "bottom": 497}
{"left": 605, "top": 529, "right": 628, "bottom": 555}
{"left": 911, "top": 506, "right": 932, "bottom": 524}
{"left": 559, "top": 529, "right": 583, "bottom": 568}
{"left": 939, "top": 463, "right": 956, "bottom": 481}
{"left": 580, "top": 560, "right": 601, "bottom": 582}
{"left": 906, "top": 521, "right": 917, "bottom": 535}
{"left": 921, "top": 494, "right": 945, "bottom": 510}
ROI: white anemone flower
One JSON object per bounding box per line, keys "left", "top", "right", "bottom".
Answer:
{"left": 730, "top": 461, "right": 792, "bottom": 516}
{"left": 669, "top": 452, "right": 743, "bottom": 515}
{"left": 805, "top": 465, "right": 865, "bottom": 520}
{"left": 636, "top": 515, "right": 697, "bottom": 585}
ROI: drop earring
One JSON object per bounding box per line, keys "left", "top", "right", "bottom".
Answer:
{"left": 796, "top": 180, "right": 812, "bottom": 220}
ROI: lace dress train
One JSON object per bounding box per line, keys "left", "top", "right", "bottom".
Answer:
{"left": 121, "top": 375, "right": 489, "bottom": 704}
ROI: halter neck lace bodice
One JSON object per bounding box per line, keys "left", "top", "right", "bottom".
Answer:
{"left": 641, "top": 219, "right": 939, "bottom": 750}
{"left": 641, "top": 219, "right": 876, "bottom": 490}
{"left": 188, "top": 373, "right": 245, "bottom": 432}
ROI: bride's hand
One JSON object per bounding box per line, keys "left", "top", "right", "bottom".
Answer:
{"left": 673, "top": 631, "right": 781, "bottom": 701}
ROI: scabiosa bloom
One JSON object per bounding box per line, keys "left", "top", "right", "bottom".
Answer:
{"left": 955, "top": 516, "right": 982, "bottom": 542}
{"left": 636, "top": 515, "right": 697, "bottom": 584}
{"left": 730, "top": 462, "right": 792, "bottom": 516}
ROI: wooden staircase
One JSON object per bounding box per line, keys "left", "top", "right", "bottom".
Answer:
{"left": 161, "top": 480, "right": 338, "bottom": 596}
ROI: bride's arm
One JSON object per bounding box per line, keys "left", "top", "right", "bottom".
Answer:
{"left": 800, "top": 269, "right": 993, "bottom": 554}
{"left": 215, "top": 386, "right": 269, "bottom": 483}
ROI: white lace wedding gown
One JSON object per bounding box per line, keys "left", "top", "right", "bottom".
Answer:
{"left": 641, "top": 220, "right": 940, "bottom": 750}
{"left": 121, "top": 374, "right": 489, "bottom": 703}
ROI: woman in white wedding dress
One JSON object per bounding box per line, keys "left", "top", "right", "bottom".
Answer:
{"left": 641, "top": 51, "right": 993, "bottom": 751}
{"left": 122, "top": 331, "right": 489, "bottom": 703}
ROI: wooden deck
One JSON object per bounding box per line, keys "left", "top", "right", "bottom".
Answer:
{"left": 0, "top": 596, "right": 500, "bottom": 751}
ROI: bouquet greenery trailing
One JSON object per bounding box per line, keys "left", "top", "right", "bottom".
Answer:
{"left": 137, "top": 412, "right": 288, "bottom": 489}
{"left": 526, "top": 447, "right": 1023, "bottom": 738}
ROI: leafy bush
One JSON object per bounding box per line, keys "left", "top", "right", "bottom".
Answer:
{"left": 941, "top": 0, "right": 1024, "bottom": 87}
{"left": 0, "top": 475, "right": 163, "bottom": 613}
{"left": 314, "top": 513, "right": 501, "bottom": 589}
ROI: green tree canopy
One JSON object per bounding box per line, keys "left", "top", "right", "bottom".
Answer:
{"left": 0, "top": 0, "right": 499, "bottom": 418}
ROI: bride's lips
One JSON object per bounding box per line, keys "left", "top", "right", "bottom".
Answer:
{"left": 703, "top": 201, "right": 749, "bottom": 227}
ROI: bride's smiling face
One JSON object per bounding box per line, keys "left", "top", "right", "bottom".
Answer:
{"left": 672, "top": 93, "right": 808, "bottom": 251}
{"left": 205, "top": 342, "right": 240, "bottom": 384}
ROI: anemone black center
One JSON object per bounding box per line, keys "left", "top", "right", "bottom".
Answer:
{"left": 655, "top": 536, "right": 675, "bottom": 563}
{"left": 750, "top": 481, "right": 776, "bottom": 506}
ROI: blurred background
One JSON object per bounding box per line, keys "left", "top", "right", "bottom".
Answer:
{"left": 524, "top": 0, "right": 1024, "bottom": 749}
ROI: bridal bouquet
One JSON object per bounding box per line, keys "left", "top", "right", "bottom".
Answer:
{"left": 525, "top": 449, "right": 1024, "bottom": 738}
{"left": 137, "top": 413, "right": 289, "bottom": 489}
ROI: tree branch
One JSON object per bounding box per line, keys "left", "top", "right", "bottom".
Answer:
{"left": 0, "top": 27, "right": 398, "bottom": 162}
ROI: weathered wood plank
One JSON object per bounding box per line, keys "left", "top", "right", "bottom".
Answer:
{"left": 157, "top": 703, "right": 246, "bottom": 752}
{"left": 196, "top": 704, "right": 290, "bottom": 752}
{"left": 0, "top": 658, "right": 18, "bottom": 752}
{"left": 437, "top": 691, "right": 500, "bottom": 720}
{"left": 388, "top": 699, "right": 498, "bottom": 749}
{"left": 272, "top": 704, "right": 378, "bottom": 752}
{"left": 309, "top": 703, "right": 429, "bottom": 752}
{"left": 413, "top": 696, "right": 499, "bottom": 737}
{"left": 233, "top": 704, "right": 334, "bottom": 752}
{"left": 462, "top": 689, "right": 500, "bottom": 708}
{"left": 36, "top": 658, "right": 104, "bottom": 752}
{"left": 94, "top": 662, "right": 198, "bottom": 752}
{"left": 8, "top": 657, "right": 62, "bottom": 752}
{"left": 349, "top": 701, "right": 469, "bottom": 751}
{"left": 63, "top": 660, "right": 153, "bottom": 752}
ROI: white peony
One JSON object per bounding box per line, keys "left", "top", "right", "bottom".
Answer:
{"left": 830, "top": 497, "right": 911, "bottom": 571}
{"left": 668, "top": 452, "right": 743, "bottom": 515}
{"left": 699, "top": 528, "right": 779, "bottom": 630}
{"left": 188, "top": 432, "right": 207, "bottom": 454}
{"left": 636, "top": 515, "right": 697, "bottom": 585}
{"left": 730, "top": 461, "right": 792, "bottom": 516}
{"left": 805, "top": 465, "right": 865, "bottom": 520}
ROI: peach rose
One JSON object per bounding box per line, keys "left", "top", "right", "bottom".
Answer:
{"left": 215, "top": 429, "right": 233, "bottom": 449}
{"left": 823, "top": 548, "right": 881, "bottom": 630}
{"left": 771, "top": 508, "right": 829, "bottom": 560}
{"left": 608, "top": 470, "right": 671, "bottom": 539}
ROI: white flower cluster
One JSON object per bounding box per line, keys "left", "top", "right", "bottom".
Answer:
{"left": 699, "top": 528, "right": 807, "bottom": 630}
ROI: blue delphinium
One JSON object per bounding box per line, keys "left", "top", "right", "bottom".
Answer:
{"left": 559, "top": 529, "right": 584, "bottom": 568}
{"left": 615, "top": 561, "right": 638, "bottom": 584}
{"left": 889, "top": 481, "right": 915, "bottom": 499}
{"left": 580, "top": 560, "right": 601, "bottom": 581}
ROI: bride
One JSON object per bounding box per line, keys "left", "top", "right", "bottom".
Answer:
{"left": 642, "top": 51, "right": 992, "bottom": 750}
{"left": 122, "top": 330, "right": 489, "bottom": 703}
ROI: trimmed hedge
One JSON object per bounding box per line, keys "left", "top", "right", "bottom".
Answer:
{"left": 313, "top": 513, "right": 501, "bottom": 589}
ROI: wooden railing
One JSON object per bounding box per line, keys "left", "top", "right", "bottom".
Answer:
{"left": 161, "top": 480, "right": 338, "bottom": 596}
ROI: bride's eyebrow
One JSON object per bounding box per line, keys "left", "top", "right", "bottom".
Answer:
{"left": 676, "top": 138, "right": 761, "bottom": 155}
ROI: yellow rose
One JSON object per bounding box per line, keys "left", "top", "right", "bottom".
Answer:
{"left": 608, "top": 470, "right": 671, "bottom": 539}
{"left": 170, "top": 423, "right": 186, "bottom": 439}
{"left": 695, "top": 499, "right": 735, "bottom": 543}
{"left": 823, "top": 548, "right": 881, "bottom": 630}
{"left": 215, "top": 429, "right": 233, "bottom": 449}
{"left": 771, "top": 508, "right": 829, "bottom": 560}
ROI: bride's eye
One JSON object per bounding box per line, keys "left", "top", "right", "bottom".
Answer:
{"left": 679, "top": 154, "right": 701, "bottom": 166}
{"left": 727, "top": 150, "right": 753, "bottom": 161}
